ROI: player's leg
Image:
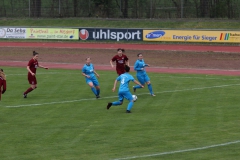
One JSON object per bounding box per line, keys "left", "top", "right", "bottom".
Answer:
{"left": 133, "top": 75, "right": 144, "bottom": 92}
{"left": 125, "top": 92, "right": 134, "bottom": 113}
{"left": 145, "top": 74, "right": 155, "bottom": 96}
{"left": 86, "top": 79, "right": 98, "bottom": 96}
{"left": 107, "top": 92, "right": 124, "bottom": 109}
{"left": 92, "top": 77, "right": 100, "bottom": 98}
{"left": 23, "top": 76, "right": 37, "bottom": 98}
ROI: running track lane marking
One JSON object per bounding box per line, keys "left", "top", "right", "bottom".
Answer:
{"left": 112, "top": 140, "right": 240, "bottom": 160}
{"left": 4, "top": 83, "right": 240, "bottom": 108}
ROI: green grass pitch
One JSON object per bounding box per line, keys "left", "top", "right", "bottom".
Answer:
{"left": 0, "top": 67, "right": 240, "bottom": 160}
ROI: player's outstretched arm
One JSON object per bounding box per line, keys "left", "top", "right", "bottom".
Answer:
{"left": 134, "top": 80, "right": 144, "bottom": 88}
{"left": 39, "top": 65, "right": 48, "bottom": 69}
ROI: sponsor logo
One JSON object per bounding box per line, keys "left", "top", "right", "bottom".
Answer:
{"left": 145, "top": 30, "right": 165, "bottom": 39}
{"left": 79, "top": 29, "right": 89, "bottom": 40}
{"left": 0, "top": 28, "right": 6, "bottom": 38}
{"left": 220, "top": 33, "right": 240, "bottom": 40}
{"left": 79, "top": 29, "right": 142, "bottom": 41}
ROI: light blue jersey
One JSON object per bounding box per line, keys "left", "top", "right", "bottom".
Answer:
{"left": 134, "top": 59, "right": 148, "bottom": 76}
{"left": 82, "top": 63, "right": 95, "bottom": 78}
{"left": 82, "top": 63, "right": 99, "bottom": 86}
{"left": 116, "top": 73, "right": 135, "bottom": 92}
{"left": 134, "top": 59, "right": 150, "bottom": 84}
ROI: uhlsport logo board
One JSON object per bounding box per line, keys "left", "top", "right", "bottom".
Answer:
{"left": 79, "top": 28, "right": 142, "bottom": 41}
{"left": 143, "top": 30, "right": 240, "bottom": 43}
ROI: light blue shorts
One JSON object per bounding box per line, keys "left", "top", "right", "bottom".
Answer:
{"left": 118, "top": 91, "right": 133, "bottom": 102}
{"left": 86, "top": 76, "right": 99, "bottom": 87}
{"left": 137, "top": 74, "right": 150, "bottom": 85}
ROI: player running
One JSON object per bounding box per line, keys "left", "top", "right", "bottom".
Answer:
{"left": 110, "top": 48, "right": 129, "bottom": 75}
{"left": 0, "top": 69, "right": 7, "bottom": 101}
{"left": 133, "top": 53, "right": 155, "bottom": 96}
{"left": 107, "top": 65, "right": 144, "bottom": 113}
{"left": 23, "top": 51, "right": 48, "bottom": 98}
{"left": 82, "top": 57, "right": 101, "bottom": 99}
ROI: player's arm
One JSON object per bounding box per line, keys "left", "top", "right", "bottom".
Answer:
{"left": 112, "top": 80, "right": 118, "bottom": 92}
{"left": 82, "top": 72, "right": 90, "bottom": 78}
{"left": 133, "top": 80, "right": 144, "bottom": 88}
{"left": 93, "top": 70, "right": 100, "bottom": 78}
{"left": 110, "top": 60, "right": 114, "bottom": 68}
{"left": 27, "top": 66, "right": 35, "bottom": 76}
{"left": 39, "top": 65, "right": 48, "bottom": 69}
{"left": 82, "top": 68, "right": 90, "bottom": 78}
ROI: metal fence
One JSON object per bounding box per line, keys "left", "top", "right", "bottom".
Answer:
{"left": 0, "top": 0, "right": 239, "bottom": 18}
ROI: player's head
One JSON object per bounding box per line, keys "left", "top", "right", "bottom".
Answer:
{"left": 117, "top": 48, "right": 125, "bottom": 55}
{"left": 33, "top": 51, "right": 39, "bottom": 59}
{"left": 85, "top": 57, "right": 91, "bottom": 64}
{"left": 124, "top": 65, "right": 130, "bottom": 72}
{"left": 137, "top": 53, "right": 143, "bottom": 60}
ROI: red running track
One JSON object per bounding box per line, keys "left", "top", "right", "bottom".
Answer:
{"left": 0, "top": 41, "right": 240, "bottom": 52}
{"left": 0, "top": 42, "right": 240, "bottom": 76}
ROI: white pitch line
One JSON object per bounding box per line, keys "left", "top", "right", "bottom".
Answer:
{"left": 3, "top": 83, "right": 240, "bottom": 108}
{"left": 112, "top": 140, "right": 240, "bottom": 160}
{"left": 5, "top": 72, "right": 240, "bottom": 81}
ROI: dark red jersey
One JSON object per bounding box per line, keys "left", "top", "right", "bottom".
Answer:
{"left": 28, "top": 58, "right": 39, "bottom": 74}
{"left": 0, "top": 76, "right": 6, "bottom": 95}
{"left": 111, "top": 54, "right": 128, "bottom": 68}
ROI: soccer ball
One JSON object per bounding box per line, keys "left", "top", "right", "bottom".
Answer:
{"left": 132, "top": 95, "right": 137, "bottom": 102}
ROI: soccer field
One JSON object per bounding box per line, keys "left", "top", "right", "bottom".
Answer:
{"left": 0, "top": 67, "right": 240, "bottom": 160}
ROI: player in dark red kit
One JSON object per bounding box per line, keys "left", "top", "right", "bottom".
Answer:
{"left": 0, "top": 69, "right": 7, "bottom": 101}
{"left": 110, "top": 48, "right": 129, "bottom": 75}
{"left": 23, "top": 51, "right": 48, "bottom": 98}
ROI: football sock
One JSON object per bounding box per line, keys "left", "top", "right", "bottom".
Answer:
{"left": 134, "top": 85, "right": 142, "bottom": 89}
{"left": 112, "top": 101, "right": 122, "bottom": 106}
{"left": 24, "top": 87, "right": 33, "bottom": 94}
{"left": 91, "top": 87, "right": 97, "bottom": 96}
{"left": 127, "top": 101, "right": 134, "bottom": 111}
{"left": 96, "top": 89, "right": 100, "bottom": 96}
{"left": 148, "top": 84, "right": 153, "bottom": 94}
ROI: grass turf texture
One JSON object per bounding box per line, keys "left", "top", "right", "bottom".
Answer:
{"left": 0, "top": 67, "right": 240, "bottom": 160}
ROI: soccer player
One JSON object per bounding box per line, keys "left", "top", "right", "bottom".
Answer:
{"left": 133, "top": 53, "right": 156, "bottom": 96}
{"left": 110, "top": 48, "right": 129, "bottom": 75}
{"left": 0, "top": 69, "right": 7, "bottom": 101}
{"left": 107, "top": 65, "right": 144, "bottom": 113}
{"left": 23, "top": 51, "right": 48, "bottom": 98}
{"left": 82, "top": 57, "right": 101, "bottom": 98}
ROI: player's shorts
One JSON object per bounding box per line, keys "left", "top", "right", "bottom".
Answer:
{"left": 116, "top": 67, "right": 125, "bottom": 76}
{"left": 28, "top": 75, "right": 37, "bottom": 85}
{"left": 86, "top": 76, "right": 99, "bottom": 87}
{"left": 137, "top": 74, "right": 150, "bottom": 85}
{"left": 118, "top": 91, "right": 133, "bottom": 102}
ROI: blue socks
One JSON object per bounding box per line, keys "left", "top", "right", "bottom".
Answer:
{"left": 148, "top": 84, "right": 153, "bottom": 95}
{"left": 112, "top": 101, "right": 122, "bottom": 105}
{"left": 91, "top": 87, "right": 97, "bottom": 96}
{"left": 127, "top": 101, "right": 134, "bottom": 111}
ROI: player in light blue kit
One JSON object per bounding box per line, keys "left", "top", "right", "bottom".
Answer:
{"left": 133, "top": 53, "right": 156, "bottom": 96}
{"left": 82, "top": 57, "right": 100, "bottom": 98}
{"left": 107, "top": 65, "right": 144, "bottom": 113}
